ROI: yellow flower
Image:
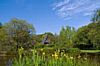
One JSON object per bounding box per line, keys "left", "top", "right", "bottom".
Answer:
{"left": 31, "top": 49, "right": 34, "bottom": 52}
{"left": 54, "top": 54, "right": 58, "bottom": 57}
{"left": 52, "top": 54, "right": 54, "bottom": 57}
{"left": 31, "top": 49, "right": 37, "bottom": 53}
{"left": 64, "top": 54, "right": 66, "bottom": 56}
{"left": 70, "top": 56, "right": 74, "bottom": 59}
{"left": 40, "top": 48, "right": 43, "bottom": 51}
{"left": 52, "top": 52, "right": 59, "bottom": 59}
{"left": 62, "top": 50, "right": 64, "bottom": 52}
{"left": 58, "top": 49, "right": 60, "bottom": 53}
{"left": 42, "top": 52, "right": 45, "bottom": 55}
{"left": 84, "top": 57, "right": 87, "bottom": 60}
{"left": 18, "top": 47, "right": 24, "bottom": 59}
{"left": 54, "top": 52, "right": 58, "bottom": 56}
{"left": 77, "top": 55, "right": 81, "bottom": 59}
{"left": 55, "top": 56, "right": 58, "bottom": 59}
{"left": 64, "top": 54, "right": 68, "bottom": 58}
{"left": 21, "top": 47, "right": 24, "bottom": 50}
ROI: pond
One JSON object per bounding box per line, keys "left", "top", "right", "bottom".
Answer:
{"left": 0, "top": 51, "right": 16, "bottom": 66}
{"left": 0, "top": 52, "right": 100, "bottom": 66}
{"left": 80, "top": 53, "right": 100, "bottom": 65}
{"left": 0, "top": 55, "right": 13, "bottom": 66}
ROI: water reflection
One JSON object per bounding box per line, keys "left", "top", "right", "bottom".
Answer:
{"left": 0, "top": 55, "right": 13, "bottom": 66}
{"left": 6, "top": 59, "right": 12, "bottom": 66}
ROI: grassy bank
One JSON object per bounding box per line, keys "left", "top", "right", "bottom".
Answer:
{"left": 80, "top": 50, "right": 100, "bottom": 53}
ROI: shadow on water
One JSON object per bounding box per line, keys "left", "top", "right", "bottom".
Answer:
{"left": 0, "top": 56, "right": 13, "bottom": 66}
{"left": 81, "top": 53, "right": 100, "bottom": 64}
{"left": 0, "top": 51, "right": 16, "bottom": 66}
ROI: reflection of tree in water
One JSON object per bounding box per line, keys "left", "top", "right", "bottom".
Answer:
{"left": 6, "top": 59, "right": 12, "bottom": 66}
{"left": 42, "top": 34, "right": 49, "bottom": 44}
{"left": 0, "top": 55, "right": 12, "bottom": 66}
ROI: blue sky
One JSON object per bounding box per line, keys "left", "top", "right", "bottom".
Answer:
{"left": 0, "top": 0, "right": 100, "bottom": 34}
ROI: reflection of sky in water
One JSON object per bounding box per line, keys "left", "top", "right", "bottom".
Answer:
{"left": 0, "top": 56, "right": 13, "bottom": 66}
{"left": 6, "top": 59, "right": 12, "bottom": 66}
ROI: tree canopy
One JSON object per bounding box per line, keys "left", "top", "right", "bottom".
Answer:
{"left": 92, "top": 9, "right": 100, "bottom": 22}
{"left": 74, "top": 22, "right": 100, "bottom": 49}
{"left": 59, "top": 26, "right": 76, "bottom": 48}
{"left": 0, "top": 18, "right": 36, "bottom": 51}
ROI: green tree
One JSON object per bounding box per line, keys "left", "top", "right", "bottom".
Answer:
{"left": 92, "top": 9, "right": 100, "bottom": 22}
{"left": 0, "top": 23, "right": 10, "bottom": 51}
{"left": 59, "top": 26, "right": 76, "bottom": 48}
{"left": 88, "top": 22, "right": 100, "bottom": 49}
{"left": 4, "top": 18, "right": 36, "bottom": 50}
{"left": 73, "top": 26, "right": 92, "bottom": 49}
{"left": 74, "top": 22, "right": 100, "bottom": 49}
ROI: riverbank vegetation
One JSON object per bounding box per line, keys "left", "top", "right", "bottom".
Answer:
{"left": 12, "top": 48, "right": 100, "bottom": 66}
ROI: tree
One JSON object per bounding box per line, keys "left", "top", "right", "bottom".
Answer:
{"left": 0, "top": 23, "right": 10, "bottom": 51}
{"left": 74, "top": 22, "right": 100, "bottom": 49}
{"left": 4, "top": 18, "right": 36, "bottom": 50}
{"left": 59, "top": 26, "right": 76, "bottom": 48}
{"left": 92, "top": 9, "right": 100, "bottom": 22}
{"left": 88, "top": 22, "right": 100, "bottom": 49}
{"left": 0, "top": 22, "right": 2, "bottom": 28}
{"left": 73, "top": 25, "right": 92, "bottom": 49}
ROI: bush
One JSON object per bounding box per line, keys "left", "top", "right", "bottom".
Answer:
{"left": 68, "top": 48, "right": 80, "bottom": 53}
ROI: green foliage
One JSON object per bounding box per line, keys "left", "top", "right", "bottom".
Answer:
{"left": 59, "top": 26, "right": 76, "bottom": 48}
{"left": 0, "top": 18, "right": 36, "bottom": 51}
{"left": 74, "top": 26, "right": 90, "bottom": 45}
{"left": 68, "top": 48, "right": 80, "bottom": 53}
{"left": 34, "top": 43, "right": 45, "bottom": 48}
{"left": 88, "top": 23, "right": 100, "bottom": 49}
{"left": 12, "top": 49, "right": 98, "bottom": 66}
{"left": 92, "top": 9, "right": 100, "bottom": 22}
{"left": 0, "top": 27, "right": 11, "bottom": 51}
{"left": 80, "top": 50, "right": 100, "bottom": 53}
{"left": 74, "top": 22, "right": 100, "bottom": 49}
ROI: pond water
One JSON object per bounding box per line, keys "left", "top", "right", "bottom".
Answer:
{"left": 0, "top": 55, "right": 13, "bottom": 66}
{"left": 80, "top": 53, "right": 100, "bottom": 64}
{"left": 0, "top": 52, "right": 100, "bottom": 66}
{"left": 0, "top": 51, "right": 15, "bottom": 66}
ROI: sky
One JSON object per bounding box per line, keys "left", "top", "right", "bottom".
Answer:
{"left": 0, "top": 0, "right": 100, "bottom": 34}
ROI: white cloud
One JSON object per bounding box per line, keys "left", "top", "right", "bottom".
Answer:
{"left": 84, "top": 12, "right": 92, "bottom": 16}
{"left": 53, "top": 0, "right": 100, "bottom": 18}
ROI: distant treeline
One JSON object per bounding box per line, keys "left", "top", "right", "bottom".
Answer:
{"left": 0, "top": 9, "right": 100, "bottom": 51}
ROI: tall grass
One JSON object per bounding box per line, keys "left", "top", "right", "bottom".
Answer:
{"left": 12, "top": 48, "right": 99, "bottom": 66}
